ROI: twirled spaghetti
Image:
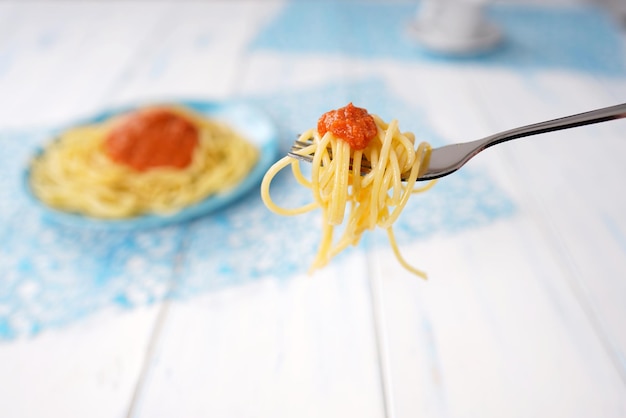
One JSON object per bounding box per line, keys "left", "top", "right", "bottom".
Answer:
{"left": 30, "top": 106, "right": 259, "bottom": 219}
{"left": 261, "top": 104, "right": 436, "bottom": 278}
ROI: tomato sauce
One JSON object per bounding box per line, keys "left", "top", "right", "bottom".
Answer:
{"left": 104, "top": 108, "right": 199, "bottom": 172}
{"left": 317, "top": 103, "right": 377, "bottom": 150}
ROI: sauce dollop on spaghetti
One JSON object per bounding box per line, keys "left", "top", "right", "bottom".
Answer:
{"left": 317, "top": 103, "right": 377, "bottom": 150}
{"left": 104, "top": 108, "right": 199, "bottom": 172}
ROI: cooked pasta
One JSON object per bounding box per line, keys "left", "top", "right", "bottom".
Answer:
{"left": 30, "top": 106, "right": 259, "bottom": 219}
{"left": 261, "top": 104, "right": 436, "bottom": 278}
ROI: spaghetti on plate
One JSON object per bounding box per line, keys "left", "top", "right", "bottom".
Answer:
{"left": 30, "top": 105, "right": 259, "bottom": 219}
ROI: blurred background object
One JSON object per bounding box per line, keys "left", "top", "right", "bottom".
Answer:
{"left": 409, "top": 0, "right": 503, "bottom": 55}
{"left": 601, "top": 0, "right": 626, "bottom": 22}
{"left": 409, "top": 0, "right": 626, "bottom": 56}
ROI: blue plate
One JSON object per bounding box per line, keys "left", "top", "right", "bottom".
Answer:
{"left": 23, "top": 100, "right": 279, "bottom": 230}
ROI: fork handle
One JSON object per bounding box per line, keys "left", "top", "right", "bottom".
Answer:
{"left": 483, "top": 102, "right": 626, "bottom": 149}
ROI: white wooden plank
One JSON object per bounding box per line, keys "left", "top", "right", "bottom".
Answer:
{"left": 0, "top": 1, "right": 283, "bottom": 127}
{"left": 0, "top": 2, "right": 171, "bottom": 128}
{"left": 370, "top": 66, "right": 626, "bottom": 417}
{"left": 108, "top": 1, "right": 284, "bottom": 106}
{"left": 0, "top": 306, "right": 162, "bottom": 418}
{"left": 131, "top": 263, "right": 386, "bottom": 418}
{"left": 472, "top": 70, "right": 626, "bottom": 362}
{"left": 372, "top": 220, "right": 626, "bottom": 418}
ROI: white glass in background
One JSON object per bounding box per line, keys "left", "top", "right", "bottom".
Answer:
{"left": 601, "top": 0, "right": 626, "bottom": 23}
{"left": 408, "top": 0, "right": 502, "bottom": 55}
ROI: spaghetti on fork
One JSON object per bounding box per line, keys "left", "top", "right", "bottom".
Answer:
{"left": 261, "top": 103, "right": 436, "bottom": 277}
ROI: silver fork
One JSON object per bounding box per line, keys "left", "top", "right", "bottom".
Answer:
{"left": 288, "top": 103, "right": 626, "bottom": 181}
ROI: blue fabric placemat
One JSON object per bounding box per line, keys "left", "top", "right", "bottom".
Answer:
{"left": 251, "top": 2, "right": 625, "bottom": 76}
{"left": 4, "top": 0, "right": 626, "bottom": 339}
{"left": 11, "top": 0, "right": 624, "bottom": 338}
{"left": 0, "top": 78, "right": 515, "bottom": 339}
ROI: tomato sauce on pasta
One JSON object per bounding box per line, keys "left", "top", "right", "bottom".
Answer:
{"left": 104, "top": 108, "right": 199, "bottom": 172}
{"left": 317, "top": 103, "right": 377, "bottom": 150}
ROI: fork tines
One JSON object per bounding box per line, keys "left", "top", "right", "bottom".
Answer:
{"left": 287, "top": 138, "right": 374, "bottom": 174}
{"left": 287, "top": 139, "right": 315, "bottom": 162}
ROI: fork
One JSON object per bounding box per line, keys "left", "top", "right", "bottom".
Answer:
{"left": 288, "top": 103, "right": 626, "bottom": 181}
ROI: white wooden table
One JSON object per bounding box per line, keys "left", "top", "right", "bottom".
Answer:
{"left": 1, "top": 1, "right": 626, "bottom": 417}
